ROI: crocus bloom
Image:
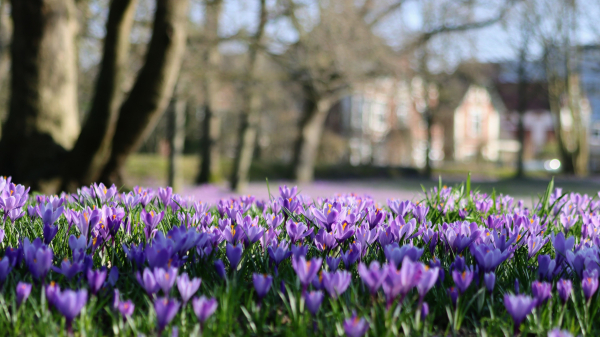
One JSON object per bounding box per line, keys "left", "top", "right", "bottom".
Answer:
{"left": 154, "top": 297, "right": 180, "bottom": 332}
{"left": 484, "top": 272, "right": 495, "bottom": 293}
{"left": 358, "top": 261, "right": 387, "bottom": 295}
{"left": 214, "top": 260, "right": 226, "bottom": 280}
{"left": 177, "top": 273, "right": 201, "bottom": 305}
{"left": 154, "top": 267, "right": 178, "bottom": 295}
{"left": 384, "top": 243, "right": 423, "bottom": 267}
{"left": 136, "top": 268, "right": 160, "bottom": 296}
{"left": 304, "top": 291, "right": 324, "bottom": 315}
{"left": 86, "top": 268, "right": 107, "bottom": 295}
{"left": 253, "top": 273, "right": 273, "bottom": 300}
{"left": 448, "top": 287, "right": 459, "bottom": 306}
{"left": 54, "top": 289, "right": 88, "bottom": 331}
{"left": 416, "top": 265, "right": 438, "bottom": 300}
{"left": 341, "top": 243, "right": 361, "bottom": 268}
{"left": 46, "top": 282, "right": 60, "bottom": 308}
{"left": 531, "top": 281, "right": 552, "bottom": 307}
{"left": 24, "top": 244, "right": 53, "bottom": 282}
{"left": 557, "top": 279, "right": 572, "bottom": 304}
{"left": 343, "top": 312, "right": 369, "bottom": 337}
{"left": 0, "top": 257, "right": 12, "bottom": 286}
{"left": 42, "top": 223, "right": 59, "bottom": 245}
{"left": 548, "top": 328, "right": 574, "bottom": 337}
{"left": 326, "top": 256, "right": 341, "bottom": 271}
{"left": 226, "top": 243, "right": 243, "bottom": 270}
{"left": 503, "top": 294, "right": 536, "bottom": 331}
{"left": 192, "top": 296, "right": 218, "bottom": 323}
{"left": 452, "top": 268, "right": 474, "bottom": 293}
{"left": 582, "top": 276, "right": 599, "bottom": 301}
{"left": 421, "top": 302, "right": 429, "bottom": 320}
{"left": 286, "top": 220, "right": 313, "bottom": 244}
{"left": 16, "top": 282, "right": 32, "bottom": 307}
{"left": 322, "top": 270, "right": 352, "bottom": 299}
{"left": 118, "top": 300, "right": 135, "bottom": 318}
{"left": 291, "top": 256, "right": 322, "bottom": 288}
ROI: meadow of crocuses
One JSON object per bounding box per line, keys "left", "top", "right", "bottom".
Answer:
{"left": 0, "top": 175, "right": 596, "bottom": 336}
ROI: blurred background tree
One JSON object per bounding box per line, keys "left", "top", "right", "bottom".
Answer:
{"left": 0, "top": 0, "right": 598, "bottom": 193}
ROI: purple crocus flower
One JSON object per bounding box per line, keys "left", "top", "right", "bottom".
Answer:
{"left": 551, "top": 232, "right": 575, "bottom": 261}
{"left": 291, "top": 243, "right": 308, "bottom": 257}
{"left": 448, "top": 287, "right": 459, "bottom": 306}
{"left": 452, "top": 268, "right": 474, "bottom": 293}
{"left": 136, "top": 268, "right": 160, "bottom": 296}
{"left": 286, "top": 220, "right": 314, "bottom": 244}
{"left": 382, "top": 258, "right": 422, "bottom": 306}
{"left": 142, "top": 209, "right": 164, "bottom": 241}
{"left": 322, "top": 270, "right": 352, "bottom": 299}
{"left": 548, "top": 328, "right": 574, "bottom": 337}
{"left": 16, "top": 282, "right": 31, "bottom": 307}
{"left": 118, "top": 300, "right": 135, "bottom": 318}
{"left": 192, "top": 296, "right": 218, "bottom": 323}
{"left": 531, "top": 281, "right": 552, "bottom": 307}
{"left": 253, "top": 273, "right": 273, "bottom": 300}
{"left": 384, "top": 243, "right": 423, "bottom": 267}
{"left": 0, "top": 257, "right": 12, "bottom": 287}
{"left": 343, "top": 312, "right": 369, "bottom": 337}
{"left": 557, "top": 279, "right": 572, "bottom": 304}
{"left": 341, "top": 243, "right": 361, "bottom": 268}
{"left": 358, "top": 261, "right": 388, "bottom": 295}
{"left": 421, "top": 302, "right": 430, "bottom": 320}
{"left": 46, "top": 282, "right": 60, "bottom": 308}
{"left": 86, "top": 267, "right": 107, "bottom": 295}
{"left": 326, "top": 256, "right": 341, "bottom": 271}
{"left": 582, "top": 275, "right": 599, "bottom": 302}
{"left": 54, "top": 289, "right": 88, "bottom": 332}
{"left": 470, "top": 244, "right": 510, "bottom": 273}
{"left": 24, "top": 243, "right": 53, "bottom": 282}
{"left": 214, "top": 260, "right": 226, "bottom": 280}
{"left": 154, "top": 297, "right": 180, "bottom": 333}
{"left": 154, "top": 267, "right": 178, "bottom": 295}
{"left": 226, "top": 243, "right": 243, "bottom": 270}
{"left": 484, "top": 272, "right": 495, "bottom": 293}
{"left": 503, "top": 294, "right": 536, "bottom": 332}
{"left": 304, "top": 290, "right": 324, "bottom": 315}
{"left": 268, "top": 241, "right": 291, "bottom": 270}
{"left": 416, "top": 266, "right": 439, "bottom": 300}
{"left": 176, "top": 273, "right": 201, "bottom": 305}
{"left": 292, "top": 256, "right": 322, "bottom": 288}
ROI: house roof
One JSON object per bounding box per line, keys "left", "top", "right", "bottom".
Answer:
{"left": 494, "top": 82, "right": 550, "bottom": 112}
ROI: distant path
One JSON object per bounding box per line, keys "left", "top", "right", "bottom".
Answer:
{"left": 182, "top": 180, "right": 426, "bottom": 204}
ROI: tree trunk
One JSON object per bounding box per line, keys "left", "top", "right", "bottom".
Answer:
{"left": 62, "top": 0, "right": 138, "bottom": 191}
{"left": 0, "top": 0, "right": 80, "bottom": 192}
{"left": 196, "top": 0, "right": 223, "bottom": 184}
{"left": 424, "top": 112, "right": 433, "bottom": 178}
{"left": 230, "top": 0, "right": 267, "bottom": 192}
{"left": 167, "top": 96, "right": 186, "bottom": 191}
{"left": 99, "top": 0, "right": 188, "bottom": 186}
{"left": 292, "top": 94, "right": 334, "bottom": 183}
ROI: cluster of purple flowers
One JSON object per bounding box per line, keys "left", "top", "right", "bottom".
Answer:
{"left": 0, "top": 176, "right": 598, "bottom": 335}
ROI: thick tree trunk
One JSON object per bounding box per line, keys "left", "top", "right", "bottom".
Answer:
{"left": 230, "top": 0, "right": 267, "bottom": 192}
{"left": 196, "top": 0, "right": 223, "bottom": 184}
{"left": 99, "top": 0, "right": 188, "bottom": 186}
{"left": 167, "top": 96, "right": 186, "bottom": 191}
{"left": 0, "top": 0, "right": 80, "bottom": 191}
{"left": 197, "top": 104, "right": 221, "bottom": 184}
{"left": 62, "top": 0, "right": 138, "bottom": 191}
{"left": 292, "top": 95, "right": 334, "bottom": 183}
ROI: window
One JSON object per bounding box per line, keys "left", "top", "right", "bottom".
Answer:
{"left": 471, "top": 109, "right": 482, "bottom": 136}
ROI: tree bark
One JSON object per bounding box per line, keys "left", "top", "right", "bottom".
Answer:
{"left": 62, "top": 0, "right": 138, "bottom": 191}
{"left": 515, "top": 47, "right": 528, "bottom": 178}
{"left": 0, "top": 0, "right": 80, "bottom": 192}
{"left": 167, "top": 95, "right": 186, "bottom": 191}
{"left": 196, "top": 0, "right": 223, "bottom": 184}
{"left": 99, "top": 0, "right": 188, "bottom": 186}
{"left": 292, "top": 93, "right": 334, "bottom": 183}
{"left": 229, "top": 0, "right": 267, "bottom": 192}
